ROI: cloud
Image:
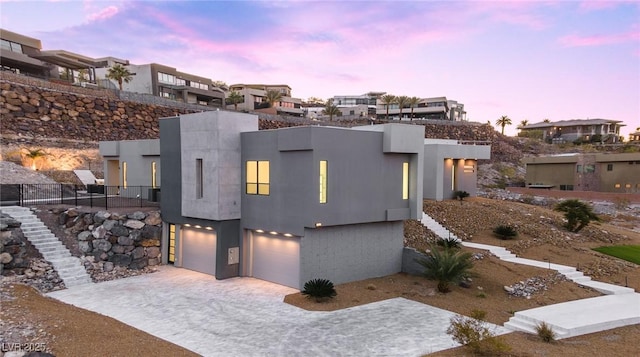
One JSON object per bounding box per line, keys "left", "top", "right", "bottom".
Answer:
{"left": 85, "top": 5, "right": 119, "bottom": 22}
{"left": 558, "top": 28, "right": 640, "bottom": 47}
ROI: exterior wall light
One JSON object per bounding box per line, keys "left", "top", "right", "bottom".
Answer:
{"left": 184, "top": 224, "right": 191, "bottom": 227}
{"left": 194, "top": 225, "right": 202, "bottom": 229}
{"left": 315, "top": 223, "right": 322, "bottom": 227}
{"left": 255, "top": 229, "right": 264, "bottom": 233}
{"left": 284, "top": 233, "right": 293, "bottom": 237}
{"left": 269, "top": 231, "right": 278, "bottom": 235}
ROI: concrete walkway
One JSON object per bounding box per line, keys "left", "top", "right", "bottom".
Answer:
{"left": 48, "top": 266, "right": 509, "bottom": 356}
{"left": 421, "top": 211, "right": 639, "bottom": 339}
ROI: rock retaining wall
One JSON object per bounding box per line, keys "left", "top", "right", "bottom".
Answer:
{"left": 57, "top": 208, "right": 163, "bottom": 271}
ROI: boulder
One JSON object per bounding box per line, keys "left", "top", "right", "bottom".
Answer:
{"left": 0, "top": 252, "right": 12, "bottom": 264}
{"left": 144, "top": 211, "right": 162, "bottom": 226}
{"left": 132, "top": 246, "right": 145, "bottom": 259}
{"left": 92, "top": 239, "right": 112, "bottom": 252}
{"left": 109, "top": 254, "right": 132, "bottom": 267}
{"left": 78, "top": 241, "right": 93, "bottom": 253}
{"left": 117, "top": 235, "right": 134, "bottom": 246}
{"left": 102, "top": 219, "right": 117, "bottom": 230}
{"left": 128, "top": 211, "right": 146, "bottom": 220}
{"left": 124, "top": 219, "right": 145, "bottom": 230}
{"left": 111, "top": 244, "right": 125, "bottom": 254}
{"left": 110, "top": 225, "right": 129, "bottom": 237}
{"left": 129, "top": 258, "right": 147, "bottom": 270}
{"left": 78, "top": 231, "right": 92, "bottom": 241}
{"left": 146, "top": 246, "right": 160, "bottom": 258}
{"left": 94, "top": 211, "right": 111, "bottom": 224}
{"left": 103, "top": 261, "right": 114, "bottom": 272}
{"left": 141, "top": 225, "right": 161, "bottom": 239}
{"left": 92, "top": 225, "right": 107, "bottom": 239}
{"left": 148, "top": 258, "right": 159, "bottom": 266}
{"left": 140, "top": 239, "right": 160, "bottom": 247}
{"left": 129, "top": 230, "right": 142, "bottom": 242}
{"left": 92, "top": 250, "right": 108, "bottom": 261}
{"left": 66, "top": 208, "right": 79, "bottom": 217}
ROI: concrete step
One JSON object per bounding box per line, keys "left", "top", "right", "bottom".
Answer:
{"left": 577, "top": 281, "right": 635, "bottom": 295}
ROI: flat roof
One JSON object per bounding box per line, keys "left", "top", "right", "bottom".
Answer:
{"left": 522, "top": 119, "right": 625, "bottom": 129}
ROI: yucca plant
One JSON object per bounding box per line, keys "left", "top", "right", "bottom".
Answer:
{"left": 418, "top": 246, "right": 474, "bottom": 293}
{"left": 301, "top": 278, "right": 337, "bottom": 302}
{"left": 493, "top": 225, "right": 518, "bottom": 240}
{"left": 437, "top": 237, "right": 461, "bottom": 250}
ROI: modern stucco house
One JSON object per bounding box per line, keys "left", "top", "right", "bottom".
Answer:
{"left": 519, "top": 119, "right": 625, "bottom": 144}
{"left": 523, "top": 153, "right": 640, "bottom": 192}
{"left": 99, "top": 111, "right": 490, "bottom": 288}
{"left": 227, "top": 84, "right": 303, "bottom": 117}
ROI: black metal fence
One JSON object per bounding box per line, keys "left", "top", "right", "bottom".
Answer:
{"left": 0, "top": 184, "right": 160, "bottom": 209}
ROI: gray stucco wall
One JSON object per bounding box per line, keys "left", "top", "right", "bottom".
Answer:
{"left": 180, "top": 111, "right": 258, "bottom": 221}
{"left": 402, "top": 247, "right": 430, "bottom": 276}
{"left": 241, "top": 126, "right": 422, "bottom": 236}
{"left": 99, "top": 139, "right": 160, "bottom": 188}
{"left": 299, "top": 221, "right": 404, "bottom": 287}
{"left": 159, "top": 117, "right": 182, "bottom": 223}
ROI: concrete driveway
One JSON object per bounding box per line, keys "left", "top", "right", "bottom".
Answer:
{"left": 48, "top": 266, "right": 508, "bottom": 356}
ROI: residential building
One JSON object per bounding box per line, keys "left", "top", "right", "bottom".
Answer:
{"left": 422, "top": 139, "right": 492, "bottom": 200}
{"left": 332, "top": 92, "right": 385, "bottom": 117}
{"left": 95, "top": 63, "right": 225, "bottom": 107}
{"left": 0, "top": 28, "right": 53, "bottom": 78}
{"left": 376, "top": 96, "right": 466, "bottom": 121}
{"left": 227, "top": 84, "right": 303, "bottom": 116}
{"left": 100, "top": 112, "right": 490, "bottom": 289}
{"left": 519, "top": 119, "right": 625, "bottom": 144}
{"left": 523, "top": 153, "right": 640, "bottom": 193}
{"left": 629, "top": 130, "right": 640, "bottom": 143}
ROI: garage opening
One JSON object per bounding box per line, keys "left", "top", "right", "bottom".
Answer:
{"left": 181, "top": 226, "right": 216, "bottom": 275}
{"left": 251, "top": 233, "right": 300, "bottom": 289}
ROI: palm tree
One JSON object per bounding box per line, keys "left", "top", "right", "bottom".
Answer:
{"left": 380, "top": 94, "right": 396, "bottom": 121}
{"left": 495, "top": 115, "right": 512, "bottom": 135}
{"left": 106, "top": 64, "right": 133, "bottom": 90}
{"left": 543, "top": 118, "right": 551, "bottom": 123}
{"left": 519, "top": 120, "right": 529, "bottom": 128}
{"left": 555, "top": 200, "right": 599, "bottom": 233}
{"left": 322, "top": 99, "right": 340, "bottom": 121}
{"left": 227, "top": 91, "right": 243, "bottom": 110}
{"left": 418, "top": 246, "right": 474, "bottom": 293}
{"left": 396, "top": 95, "right": 409, "bottom": 120}
{"left": 408, "top": 96, "right": 420, "bottom": 121}
{"left": 23, "top": 148, "right": 48, "bottom": 170}
{"left": 264, "top": 90, "right": 283, "bottom": 108}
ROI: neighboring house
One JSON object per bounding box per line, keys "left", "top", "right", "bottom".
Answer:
{"left": 1, "top": 28, "right": 54, "bottom": 78}
{"left": 153, "top": 111, "right": 423, "bottom": 289}
{"left": 523, "top": 153, "right": 640, "bottom": 192}
{"left": 95, "top": 63, "right": 225, "bottom": 107}
{"left": 332, "top": 92, "right": 386, "bottom": 117}
{"left": 520, "top": 119, "right": 625, "bottom": 144}
{"left": 99, "top": 139, "right": 161, "bottom": 200}
{"left": 422, "top": 139, "right": 492, "bottom": 201}
{"left": 376, "top": 96, "right": 466, "bottom": 121}
{"left": 227, "top": 84, "right": 303, "bottom": 116}
{"left": 629, "top": 130, "right": 640, "bottom": 143}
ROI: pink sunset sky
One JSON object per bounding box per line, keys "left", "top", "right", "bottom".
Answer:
{"left": 1, "top": 0, "right": 638, "bottom": 137}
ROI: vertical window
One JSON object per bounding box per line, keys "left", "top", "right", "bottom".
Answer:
{"left": 196, "top": 159, "right": 203, "bottom": 198}
{"left": 168, "top": 224, "right": 176, "bottom": 264}
{"left": 151, "top": 161, "right": 157, "bottom": 188}
{"left": 246, "top": 160, "right": 270, "bottom": 195}
{"left": 451, "top": 161, "right": 456, "bottom": 191}
{"left": 607, "top": 164, "right": 613, "bottom": 171}
{"left": 576, "top": 165, "right": 582, "bottom": 173}
{"left": 122, "top": 162, "right": 127, "bottom": 189}
{"left": 319, "top": 160, "right": 328, "bottom": 203}
{"left": 402, "top": 162, "right": 409, "bottom": 200}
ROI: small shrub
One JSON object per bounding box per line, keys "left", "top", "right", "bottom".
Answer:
{"left": 493, "top": 225, "right": 518, "bottom": 240}
{"left": 366, "top": 283, "right": 377, "bottom": 290}
{"left": 555, "top": 199, "right": 599, "bottom": 232}
{"left": 471, "top": 309, "right": 487, "bottom": 320}
{"left": 447, "top": 314, "right": 511, "bottom": 355}
{"left": 476, "top": 292, "right": 487, "bottom": 299}
{"left": 437, "top": 237, "right": 461, "bottom": 250}
{"left": 536, "top": 321, "right": 556, "bottom": 343}
{"left": 453, "top": 190, "right": 470, "bottom": 201}
{"left": 613, "top": 197, "right": 630, "bottom": 210}
{"left": 301, "top": 278, "right": 337, "bottom": 302}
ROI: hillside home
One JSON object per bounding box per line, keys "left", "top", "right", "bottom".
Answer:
{"left": 519, "top": 119, "right": 625, "bottom": 144}
{"left": 523, "top": 153, "right": 640, "bottom": 193}
{"left": 0, "top": 28, "right": 53, "bottom": 78}
{"left": 99, "top": 112, "right": 491, "bottom": 289}
{"left": 227, "top": 84, "right": 303, "bottom": 116}
{"left": 376, "top": 96, "right": 466, "bottom": 121}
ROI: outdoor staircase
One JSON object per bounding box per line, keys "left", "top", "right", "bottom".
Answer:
{"left": 1, "top": 206, "right": 92, "bottom": 287}
{"left": 420, "top": 211, "right": 637, "bottom": 339}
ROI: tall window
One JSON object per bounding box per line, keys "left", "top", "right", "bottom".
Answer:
{"left": 151, "top": 161, "right": 157, "bottom": 188}
{"left": 319, "top": 160, "right": 328, "bottom": 203}
{"left": 402, "top": 162, "right": 409, "bottom": 200}
{"left": 122, "top": 161, "right": 127, "bottom": 189}
{"left": 246, "top": 160, "right": 270, "bottom": 195}
{"left": 196, "top": 159, "right": 203, "bottom": 199}
{"left": 168, "top": 224, "right": 176, "bottom": 264}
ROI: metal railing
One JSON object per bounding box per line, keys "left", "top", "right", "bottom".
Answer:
{"left": 0, "top": 184, "right": 160, "bottom": 209}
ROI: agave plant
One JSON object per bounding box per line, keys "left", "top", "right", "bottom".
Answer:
{"left": 493, "top": 225, "right": 518, "bottom": 240}
{"left": 301, "top": 278, "right": 337, "bottom": 302}
{"left": 418, "top": 246, "right": 474, "bottom": 293}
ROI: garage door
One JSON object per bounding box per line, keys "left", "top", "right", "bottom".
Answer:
{"left": 252, "top": 234, "right": 300, "bottom": 288}
{"left": 182, "top": 227, "right": 216, "bottom": 275}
